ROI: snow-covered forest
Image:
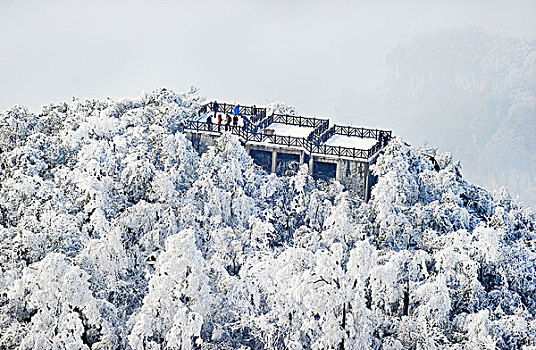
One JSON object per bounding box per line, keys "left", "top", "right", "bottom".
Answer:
{"left": 1, "top": 88, "right": 535, "bottom": 349}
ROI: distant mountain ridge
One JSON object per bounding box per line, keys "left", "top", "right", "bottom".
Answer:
{"left": 337, "top": 28, "right": 536, "bottom": 207}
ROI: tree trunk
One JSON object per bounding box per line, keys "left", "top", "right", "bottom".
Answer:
{"left": 339, "top": 303, "right": 347, "bottom": 350}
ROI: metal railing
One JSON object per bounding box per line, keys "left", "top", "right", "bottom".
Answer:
{"left": 183, "top": 120, "right": 249, "bottom": 139}
{"left": 187, "top": 102, "right": 392, "bottom": 160}
{"left": 248, "top": 133, "right": 310, "bottom": 149}
{"left": 272, "top": 114, "right": 328, "bottom": 128}
{"left": 255, "top": 113, "right": 329, "bottom": 140}
{"left": 309, "top": 144, "right": 371, "bottom": 159}
{"left": 308, "top": 122, "right": 330, "bottom": 142}
{"left": 316, "top": 125, "right": 392, "bottom": 148}
{"left": 204, "top": 101, "right": 266, "bottom": 124}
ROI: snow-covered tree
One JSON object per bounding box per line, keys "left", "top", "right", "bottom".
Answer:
{"left": 7, "top": 253, "right": 116, "bottom": 349}
{"left": 1, "top": 89, "right": 535, "bottom": 349}
{"left": 128, "top": 228, "right": 211, "bottom": 349}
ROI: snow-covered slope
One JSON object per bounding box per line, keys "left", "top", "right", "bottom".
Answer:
{"left": 1, "top": 88, "right": 535, "bottom": 349}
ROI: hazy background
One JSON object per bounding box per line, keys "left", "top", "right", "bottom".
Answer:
{"left": 1, "top": 0, "right": 534, "bottom": 114}
{"left": 1, "top": 0, "right": 535, "bottom": 204}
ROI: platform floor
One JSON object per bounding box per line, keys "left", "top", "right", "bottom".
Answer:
{"left": 324, "top": 134, "right": 377, "bottom": 150}
{"left": 266, "top": 123, "right": 315, "bottom": 138}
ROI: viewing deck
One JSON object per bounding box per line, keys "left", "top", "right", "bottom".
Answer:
{"left": 184, "top": 101, "right": 392, "bottom": 200}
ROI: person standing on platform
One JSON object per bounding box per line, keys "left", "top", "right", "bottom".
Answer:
{"left": 233, "top": 114, "right": 238, "bottom": 126}
{"left": 217, "top": 114, "right": 222, "bottom": 132}
{"left": 206, "top": 114, "right": 212, "bottom": 131}
{"left": 213, "top": 101, "right": 219, "bottom": 119}
{"left": 234, "top": 105, "right": 240, "bottom": 118}
{"left": 226, "top": 114, "right": 232, "bottom": 131}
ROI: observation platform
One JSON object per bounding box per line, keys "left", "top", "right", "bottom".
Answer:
{"left": 184, "top": 101, "right": 391, "bottom": 201}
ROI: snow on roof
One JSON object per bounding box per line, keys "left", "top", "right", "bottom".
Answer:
{"left": 324, "top": 134, "right": 377, "bottom": 150}
{"left": 266, "top": 123, "right": 315, "bottom": 138}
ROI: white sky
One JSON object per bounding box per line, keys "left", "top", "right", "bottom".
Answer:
{"left": 1, "top": 0, "right": 535, "bottom": 117}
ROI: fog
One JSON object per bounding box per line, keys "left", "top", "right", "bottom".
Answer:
{"left": 1, "top": 0, "right": 534, "bottom": 115}
{"left": 2, "top": 0, "right": 536, "bottom": 205}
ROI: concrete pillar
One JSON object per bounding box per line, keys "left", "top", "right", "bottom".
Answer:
{"left": 336, "top": 160, "right": 343, "bottom": 181}
{"left": 363, "top": 162, "right": 370, "bottom": 201}
{"left": 299, "top": 151, "right": 304, "bottom": 164}
{"left": 271, "top": 151, "right": 277, "bottom": 173}
{"left": 308, "top": 156, "right": 314, "bottom": 175}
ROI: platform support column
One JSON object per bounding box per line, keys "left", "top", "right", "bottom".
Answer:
{"left": 308, "top": 156, "right": 314, "bottom": 175}
{"left": 299, "top": 151, "right": 304, "bottom": 164}
{"left": 271, "top": 151, "right": 277, "bottom": 173}
{"left": 364, "top": 162, "right": 370, "bottom": 201}
{"left": 336, "top": 160, "right": 343, "bottom": 181}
